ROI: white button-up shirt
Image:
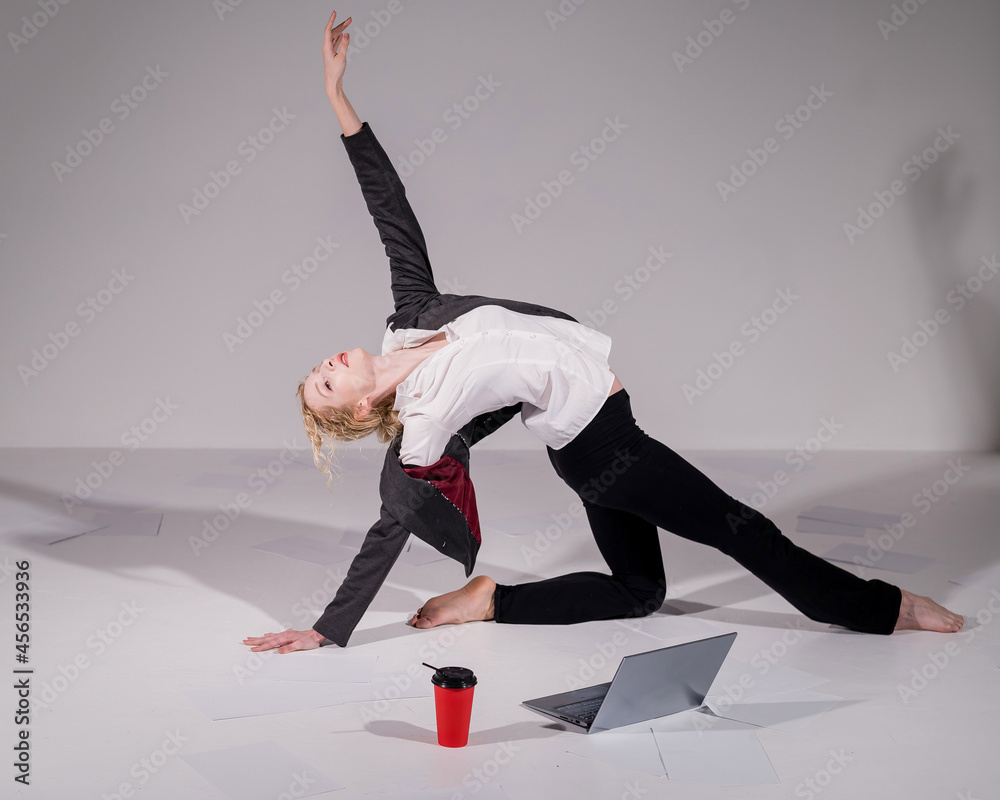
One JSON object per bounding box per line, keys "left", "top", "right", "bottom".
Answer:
{"left": 381, "top": 305, "right": 615, "bottom": 467}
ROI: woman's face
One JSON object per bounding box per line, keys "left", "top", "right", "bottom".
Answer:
{"left": 302, "top": 347, "right": 372, "bottom": 416}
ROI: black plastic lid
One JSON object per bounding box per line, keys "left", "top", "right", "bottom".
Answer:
{"left": 430, "top": 666, "right": 477, "bottom": 689}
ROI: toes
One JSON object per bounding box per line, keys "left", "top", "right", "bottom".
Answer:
{"left": 407, "top": 607, "right": 436, "bottom": 629}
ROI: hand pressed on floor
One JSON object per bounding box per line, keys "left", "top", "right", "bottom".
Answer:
{"left": 243, "top": 628, "right": 326, "bottom": 654}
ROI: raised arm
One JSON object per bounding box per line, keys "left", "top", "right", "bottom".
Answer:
{"left": 323, "top": 11, "right": 362, "bottom": 136}
{"left": 329, "top": 90, "right": 362, "bottom": 138}
{"left": 323, "top": 10, "right": 440, "bottom": 326}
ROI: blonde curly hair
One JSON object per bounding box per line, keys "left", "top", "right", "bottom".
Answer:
{"left": 295, "top": 378, "right": 404, "bottom": 491}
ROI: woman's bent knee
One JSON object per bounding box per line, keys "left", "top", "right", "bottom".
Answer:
{"left": 621, "top": 577, "right": 667, "bottom": 618}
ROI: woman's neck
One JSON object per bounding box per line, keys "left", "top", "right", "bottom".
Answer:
{"left": 372, "top": 333, "right": 450, "bottom": 404}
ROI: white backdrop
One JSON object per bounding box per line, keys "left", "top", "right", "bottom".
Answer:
{"left": 2, "top": 0, "right": 998, "bottom": 452}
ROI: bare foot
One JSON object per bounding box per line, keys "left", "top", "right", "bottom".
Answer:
{"left": 894, "top": 588, "right": 964, "bottom": 632}
{"left": 408, "top": 576, "right": 496, "bottom": 629}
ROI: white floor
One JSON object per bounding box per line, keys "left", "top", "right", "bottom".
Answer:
{"left": 2, "top": 445, "right": 998, "bottom": 799}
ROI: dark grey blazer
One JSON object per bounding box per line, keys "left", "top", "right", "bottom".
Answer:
{"left": 313, "top": 121, "right": 578, "bottom": 646}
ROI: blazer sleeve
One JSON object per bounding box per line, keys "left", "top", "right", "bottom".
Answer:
{"left": 341, "top": 121, "right": 440, "bottom": 325}
{"left": 465, "top": 402, "right": 524, "bottom": 448}
{"left": 311, "top": 502, "right": 411, "bottom": 647}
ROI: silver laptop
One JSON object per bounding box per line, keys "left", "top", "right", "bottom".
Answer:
{"left": 522, "top": 631, "right": 737, "bottom": 734}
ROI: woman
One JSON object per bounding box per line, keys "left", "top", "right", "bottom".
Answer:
{"left": 244, "top": 11, "right": 963, "bottom": 655}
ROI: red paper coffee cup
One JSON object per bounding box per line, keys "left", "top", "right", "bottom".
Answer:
{"left": 430, "top": 666, "right": 477, "bottom": 747}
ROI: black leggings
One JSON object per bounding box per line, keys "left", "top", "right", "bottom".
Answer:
{"left": 492, "top": 389, "right": 902, "bottom": 635}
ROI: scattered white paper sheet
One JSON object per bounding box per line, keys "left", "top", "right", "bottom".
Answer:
{"left": 247, "top": 650, "right": 377, "bottom": 683}
{"left": 505, "top": 624, "right": 608, "bottom": 656}
{"left": 185, "top": 675, "right": 430, "bottom": 720}
{"left": 798, "top": 505, "right": 901, "bottom": 529}
{"left": 715, "top": 479, "right": 758, "bottom": 499}
{"left": 6, "top": 513, "right": 110, "bottom": 544}
{"left": 367, "top": 786, "right": 509, "bottom": 800}
{"left": 708, "top": 660, "right": 830, "bottom": 701}
{"left": 972, "top": 640, "right": 1000, "bottom": 669}
{"left": 949, "top": 564, "right": 1000, "bottom": 592}
{"left": 653, "top": 724, "right": 778, "bottom": 784}
{"left": 184, "top": 473, "right": 255, "bottom": 490}
{"left": 705, "top": 689, "right": 843, "bottom": 734}
{"left": 566, "top": 729, "right": 666, "bottom": 776}
{"left": 612, "top": 613, "right": 733, "bottom": 644}
{"left": 180, "top": 740, "right": 344, "bottom": 800}
{"left": 541, "top": 619, "right": 680, "bottom": 655}
{"left": 337, "top": 528, "right": 367, "bottom": 550}
{"left": 795, "top": 517, "right": 868, "bottom": 537}
{"left": 483, "top": 511, "right": 582, "bottom": 537}
{"left": 77, "top": 509, "right": 163, "bottom": 537}
{"left": 251, "top": 535, "right": 357, "bottom": 566}
{"left": 820, "top": 543, "right": 935, "bottom": 574}
{"left": 544, "top": 640, "right": 613, "bottom": 657}
{"left": 65, "top": 490, "right": 158, "bottom": 512}
{"left": 503, "top": 617, "right": 663, "bottom": 657}
{"left": 512, "top": 615, "right": 732, "bottom": 659}
{"left": 397, "top": 535, "right": 450, "bottom": 566}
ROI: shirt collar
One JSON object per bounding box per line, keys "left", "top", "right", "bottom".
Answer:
{"left": 381, "top": 324, "right": 446, "bottom": 356}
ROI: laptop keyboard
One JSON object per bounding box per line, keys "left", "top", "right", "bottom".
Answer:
{"left": 554, "top": 696, "right": 604, "bottom": 722}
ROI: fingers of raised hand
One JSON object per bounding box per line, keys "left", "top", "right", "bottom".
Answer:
{"left": 323, "top": 10, "right": 335, "bottom": 48}
{"left": 323, "top": 11, "right": 351, "bottom": 51}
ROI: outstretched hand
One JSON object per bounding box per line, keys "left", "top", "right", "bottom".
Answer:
{"left": 323, "top": 10, "right": 352, "bottom": 98}
{"left": 243, "top": 628, "right": 326, "bottom": 654}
